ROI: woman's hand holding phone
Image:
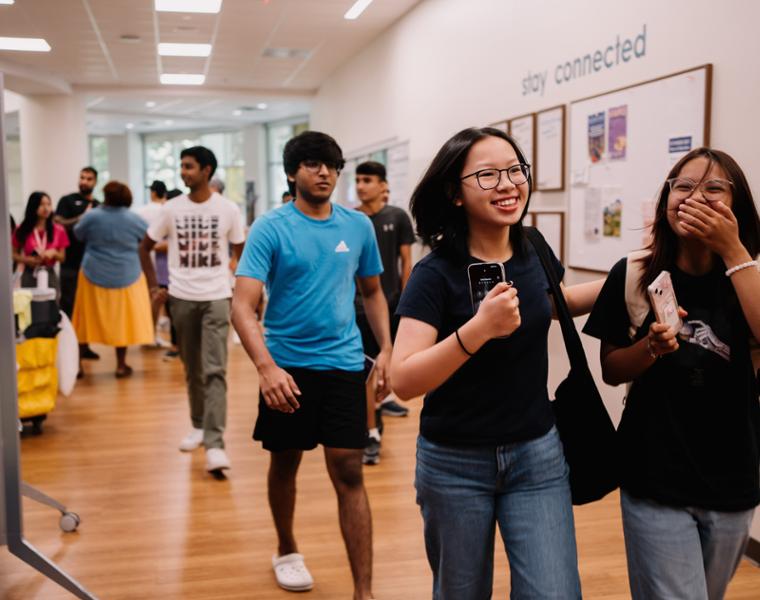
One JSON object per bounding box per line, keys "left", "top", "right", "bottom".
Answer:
{"left": 646, "top": 307, "right": 688, "bottom": 358}
{"left": 473, "top": 282, "right": 521, "bottom": 339}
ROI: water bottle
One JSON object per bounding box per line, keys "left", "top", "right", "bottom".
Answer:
{"left": 36, "top": 267, "right": 49, "bottom": 289}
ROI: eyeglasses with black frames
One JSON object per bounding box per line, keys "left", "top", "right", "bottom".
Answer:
{"left": 461, "top": 164, "right": 531, "bottom": 190}
{"left": 301, "top": 159, "right": 342, "bottom": 175}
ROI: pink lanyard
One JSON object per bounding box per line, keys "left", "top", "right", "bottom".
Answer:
{"left": 32, "top": 228, "right": 48, "bottom": 255}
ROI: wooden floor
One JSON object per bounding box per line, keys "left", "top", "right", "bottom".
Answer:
{"left": 1, "top": 342, "right": 759, "bottom": 599}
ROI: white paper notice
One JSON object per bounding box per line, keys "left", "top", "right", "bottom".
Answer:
{"left": 536, "top": 108, "right": 563, "bottom": 190}
{"left": 510, "top": 115, "right": 534, "bottom": 167}
{"left": 584, "top": 188, "right": 602, "bottom": 241}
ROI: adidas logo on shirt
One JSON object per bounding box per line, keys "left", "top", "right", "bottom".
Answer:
{"left": 334, "top": 240, "right": 350, "bottom": 253}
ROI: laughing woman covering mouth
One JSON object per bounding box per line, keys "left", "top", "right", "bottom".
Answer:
{"left": 390, "top": 127, "right": 604, "bottom": 599}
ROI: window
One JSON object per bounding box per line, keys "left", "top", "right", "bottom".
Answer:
{"left": 265, "top": 118, "right": 308, "bottom": 212}
{"left": 143, "top": 130, "right": 245, "bottom": 215}
{"left": 89, "top": 136, "right": 110, "bottom": 200}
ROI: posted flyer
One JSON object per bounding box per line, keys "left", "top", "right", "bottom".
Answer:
{"left": 608, "top": 105, "right": 627, "bottom": 160}
{"left": 588, "top": 112, "right": 605, "bottom": 163}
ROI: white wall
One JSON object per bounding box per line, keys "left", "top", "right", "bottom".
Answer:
{"left": 3, "top": 91, "right": 24, "bottom": 219}
{"left": 17, "top": 94, "right": 88, "bottom": 202}
{"left": 106, "top": 134, "right": 129, "bottom": 184}
{"left": 312, "top": 0, "right": 760, "bottom": 545}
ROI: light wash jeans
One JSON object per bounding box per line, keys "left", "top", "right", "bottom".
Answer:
{"left": 621, "top": 488, "right": 754, "bottom": 600}
{"left": 415, "top": 426, "right": 582, "bottom": 600}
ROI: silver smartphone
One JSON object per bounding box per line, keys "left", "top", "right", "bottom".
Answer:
{"left": 467, "top": 262, "right": 506, "bottom": 314}
{"left": 647, "top": 270, "right": 682, "bottom": 332}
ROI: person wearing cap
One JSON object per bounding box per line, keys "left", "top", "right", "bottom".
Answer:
{"left": 136, "top": 181, "right": 172, "bottom": 349}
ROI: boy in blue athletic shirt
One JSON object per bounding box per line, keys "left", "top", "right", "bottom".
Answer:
{"left": 232, "top": 131, "right": 391, "bottom": 600}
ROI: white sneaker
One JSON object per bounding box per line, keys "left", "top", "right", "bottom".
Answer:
{"left": 272, "top": 553, "right": 314, "bottom": 592}
{"left": 178, "top": 428, "right": 204, "bottom": 452}
{"left": 154, "top": 335, "right": 171, "bottom": 349}
{"left": 205, "top": 447, "right": 231, "bottom": 472}
{"left": 157, "top": 316, "right": 170, "bottom": 332}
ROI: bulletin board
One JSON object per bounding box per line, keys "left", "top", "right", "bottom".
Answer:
{"left": 567, "top": 65, "right": 712, "bottom": 272}
{"left": 507, "top": 113, "right": 535, "bottom": 175}
{"left": 488, "top": 120, "right": 509, "bottom": 134}
{"left": 535, "top": 105, "right": 566, "bottom": 192}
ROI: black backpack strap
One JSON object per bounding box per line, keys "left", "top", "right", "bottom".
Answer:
{"left": 524, "top": 227, "right": 590, "bottom": 373}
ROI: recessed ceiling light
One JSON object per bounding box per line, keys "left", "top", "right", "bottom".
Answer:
{"left": 158, "top": 42, "right": 211, "bottom": 57}
{"left": 344, "top": 0, "right": 374, "bottom": 20}
{"left": 146, "top": 101, "right": 157, "bottom": 108}
{"left": 126, "top": 123, "right": 135, "bottom": 130}
{"left": 155, "top": 0, "right": 222, "bottom": 13}
{"left": 0, "top": 1, "right": 16, "bottom": 5}
{"left": 160, "top": 73, "right": 205, "bottom": 85}
{"left": 232, "top": 109, "right": 242, "bottom": 116}
{"left": 0, "top": 37, "right": 51, "bottom": 52}
{"left": 256, "top": 103, "right": 268, "bottom": 110}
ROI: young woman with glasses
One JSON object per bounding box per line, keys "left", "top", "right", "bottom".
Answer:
{"left": 584, "top": 147, "right": 760, "bottom": 600}
{"left": 390, "top": 127, "right": 603, "bottom": 599}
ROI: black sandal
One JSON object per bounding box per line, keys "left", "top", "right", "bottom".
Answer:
{"left": 115, "top": 366, "right": 133, "bottom": 378}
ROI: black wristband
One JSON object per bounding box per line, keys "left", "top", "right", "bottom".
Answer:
{"left": 455, "top": 328, "right": 474, "bottom": 357}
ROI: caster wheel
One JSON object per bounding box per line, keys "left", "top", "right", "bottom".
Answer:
{"left": 60, "top": 512, "right": 80, "bottom": 532}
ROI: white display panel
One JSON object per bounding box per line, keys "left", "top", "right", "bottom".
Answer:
{"left": 508, "top": 113, "right": 535, "bottom": 171}
{"left": 535, "top": 105, "right": 565, "bottom": 191}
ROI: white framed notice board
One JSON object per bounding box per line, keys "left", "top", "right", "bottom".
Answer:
{"left": 535, "top": 105, "right": 566, "bottom": 192}
{"left": 567, "top": 64, "right": 712, "bottom": 272}
{"left": 508, "top": 113, "right": 536, "bottom": 174}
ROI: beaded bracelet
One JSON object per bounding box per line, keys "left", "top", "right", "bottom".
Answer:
{"left": 454, "top": 328, "right": 474, "bottom": 357}
{"left": 725, "top": 260, "right": 758, "bottom": 277}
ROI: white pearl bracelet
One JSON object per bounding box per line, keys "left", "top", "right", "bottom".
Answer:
{"left": 725, "top": 260, "right": 759, "bottom": 277}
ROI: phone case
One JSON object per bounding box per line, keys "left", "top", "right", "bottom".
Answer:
{"left": 467, "top": 262, "right": 506, "bottom": 314}
{"left": 647, "top": 270, "right": 682, "bottom": 332}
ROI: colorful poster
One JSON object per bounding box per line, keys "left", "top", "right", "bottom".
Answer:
{"left": 588, "top": 112, "right": 605, "bottom": 163}
{"left": 608, "top": 105, "right": 627, "bottom": 160}
{"left": 603, "top": 197, "right": 623, "bottom": 238}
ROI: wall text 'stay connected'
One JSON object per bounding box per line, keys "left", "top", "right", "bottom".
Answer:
{"left": 522, "top": 25, "right": 648, "bottom": 97}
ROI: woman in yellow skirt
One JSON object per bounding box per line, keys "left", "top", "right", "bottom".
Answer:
{"left": 72, "top": 181, "right": 154, "bottom": 377}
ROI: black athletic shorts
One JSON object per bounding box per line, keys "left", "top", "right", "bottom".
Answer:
{"left": 253, "top": 367, "right": 367, "bottom": 451}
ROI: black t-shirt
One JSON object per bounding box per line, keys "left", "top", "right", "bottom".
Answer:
{"left": 356, "top": 205, "right": 415, "bottom": 311}
{"left": 396, "top": 243, "right": 564, "bottom": 446}
{"left": 56, "top": 193, "right": 100, "bottom": 269}
{"left": 583, "top": 258, "right": 760, "bottom": 511}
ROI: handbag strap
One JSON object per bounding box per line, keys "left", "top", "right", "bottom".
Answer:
{"left": 525, "top": 227, "right": 590, "bottom": 373}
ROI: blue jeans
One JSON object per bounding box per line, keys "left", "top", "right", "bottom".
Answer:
{"left": 415, "top": 426, "right": 581, "bottom": 600}
{"left": 621, "top": 489, "right": 754, "bottom": 600}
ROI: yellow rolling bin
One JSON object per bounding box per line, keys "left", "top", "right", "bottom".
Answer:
{"left": 16, "top": 337, "right": 58, "bottom": 434}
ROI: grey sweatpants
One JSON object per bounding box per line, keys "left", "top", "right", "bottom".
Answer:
{"left": 169, "top": 297, "right": 230, "bottom": 449}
